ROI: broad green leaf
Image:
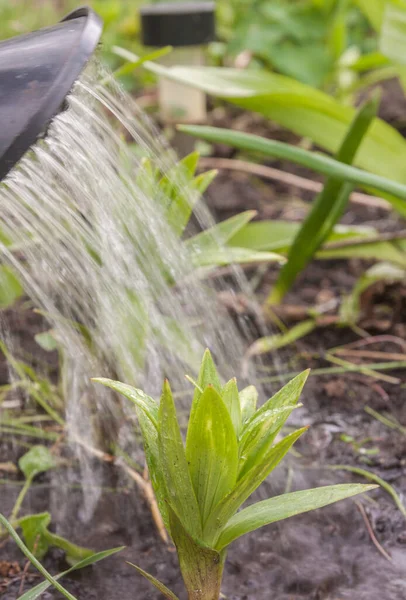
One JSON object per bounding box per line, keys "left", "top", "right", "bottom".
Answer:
{"left": 204, "top": 428, "right": 307, "bottom": 545}
{"left": 190, "top": 246, "right": 285, "bottom": 269}
{"left": 19, "top": 512, "right": 94, "bottom": 565}
{"left": 186, "top": 386, "right": 238, "bottom": 524}
{"left": 239, "top": 385, "right": 258, "bottom": 423}
{"left": 216, "top": 484, "right": 377, "bottom": 550}
{"left": 229, "top": 221, "right": 376, "bottom": 253}
{"left": 269, "top": 94, "right": 379, "bottom": 303}
{"left": 19, "top": 545, "right": 124, "bottom": 600}
{"left": 127, "top": 562, "right": 180, "bottom": 600}
{"left": 19, "top": 446, "right": 56, "bottom": 480}
{"left": 92, "top": 378, "right": 158, "bottom": 427}
{"left": 0, "top": 265, "right": 23, "bottom": 308}
{"left": 247, "top": 321, "right": 316, "bottom": 356}
{"left": 167, "top": 505, "right": 225, "bottom": 598}
{"left": 186, "top": 211, "right": 257, "bottom": 252}
{"left": 138, "top": 61, "right": 406, "bottom": 188}
{"left": 158, "top": 380, "right": 202, "bottom": 538}
{"left": 380, "top": 0, "right": 406, "bottom": 92}
{"left": 34, "top": 331, "right": 58, "bottom": 352}
{"left": 239, "top": 370, "right": 309, "bottom": 477}
{"left": 137, "top": 409, "right": 170, "bottom": 533}
{"left": 19, "top": 513, "right": 51, "bottom": 560}
{"left": 222, "top": 378, "right": 242, "bottom": 436}
{"left": 354, "top": 0, "right": 385, "bottom": 30}
{"left": 187, "top": 349, "right": 222, "bottom": 442}
{"left": 0, "top": 513, "right": 78, "bottom": 600}
{"left": 178, "top": 126, "right": 406, "bottom": 210}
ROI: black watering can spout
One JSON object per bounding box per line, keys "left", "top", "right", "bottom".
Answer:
{"left": 0, "top": 6, "right": 103, "bottom": 182}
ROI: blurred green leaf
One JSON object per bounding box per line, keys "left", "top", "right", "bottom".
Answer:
{"left": 0, "top": 265, "right": 23, "bottom": 309}
{"left": 216, "top": 484, "right": 377, "bottom": 550}
{"left": 239, "top": 385, "right": 258, "bottom": 423}
{"left": 269, "top": 93, "right": 378, "bottom": 303}
{"left": 247, "top": 320, "right": 317, "bottom": 357}
{"left": 19, "top": 446, "right": 56, "bottom": 480}
{"left": 178, "top": 126, "right": 406, "bottom": 209}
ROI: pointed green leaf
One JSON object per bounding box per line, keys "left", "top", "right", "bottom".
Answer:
{"left": 137, "top": 409, "right": 170, "bottom": 533}
{"left": 186, "top": 386, "right": 238, "bottom": 524}
{"left": 190, "top": 246, "right": 285, "bottom": 269}
{"left": 239, "top": 385, "right": 258, "bottom": 423}
{"left": 193, "top": 168, "right": 217, "bottom": 194}
{"left": 19, "top": 546, "right": 124, "bottom": 600}
{"left": 239, "top": 371, "right": 309, "bottom": 476}
{"left": 247, "top": 321, "right": 317, "bottom": 356}
{"left": 92, "top": 378, "right": 158, "bottom": 427}
{"left": 127, "top": 562, "right": 180, "bottom": 600}
{"left": 19, "top": 513, "right": 51, "bottom": 560}
{"left": 186, "top": 211, "right": 257, "bottom": 253}
{"left": 216, "top": 484, "right": 377, "bottom": 550}
{"left": 167, "top": 505, "right": 225, "bottom": 599}
{"left": 222, "top": 379, "right": 242, "bottom": 436}
{"left": 19, "top": 446, "right": 56, "bottom": 480}
{"left": 158, "top": 380, "right": 202, "bottom": 538}
{"left": 187, "top": 350, "right": 222, "bottom": 445}
{"left": 204, "top": 428, "right": 307, "bottom": 545}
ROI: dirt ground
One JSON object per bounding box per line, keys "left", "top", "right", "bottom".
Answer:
{"left": 1, "top": 82, "right": 406, "bottom": 599}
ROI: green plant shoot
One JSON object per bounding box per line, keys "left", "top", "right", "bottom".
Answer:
{"left": 93, "top": 350, "right": 376, "bottom": 600}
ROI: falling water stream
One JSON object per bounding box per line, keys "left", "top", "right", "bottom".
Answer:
{"left": 0, "top": 62, "right": 269, "bottom": 518}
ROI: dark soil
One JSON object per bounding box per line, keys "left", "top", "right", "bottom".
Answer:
{"left": 1, "top": 85, "right": 406, "bottom": 599}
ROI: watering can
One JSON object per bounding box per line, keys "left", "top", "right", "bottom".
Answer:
{"left": 0, "top": 6, "right": 103, "bottom": 182}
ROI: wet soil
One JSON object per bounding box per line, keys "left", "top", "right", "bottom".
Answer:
{"left": 1, "top": 86, "right": 406, "bottom": 598}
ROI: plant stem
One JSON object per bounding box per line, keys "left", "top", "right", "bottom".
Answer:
{"left": 10, "top": 475, "right": 33, "bottom": 521}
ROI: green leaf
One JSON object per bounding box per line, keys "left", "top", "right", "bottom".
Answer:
{"left": 193, "top": 169, "right": 218, "bottom": 194}
{"left": 187, "top": 349, "right": 222, "bottom": 439}
{"left": 178, "top": 125, "right": 406, "bottom": 210}
{"left": 229, "top": 220, "right": 376, "bottom": 253}
{"left": 222, "top": 378, "right": 242, "bottom": 436}
{"left": 19, "top": 545, "right": 124, "bottom": 600}
{"left": 34, "top": 331, "right": 58, "bottom": 352}
{"left": 0, "top": 265, "right": 23, "bottom": 309}
{"left": 19, "top": 446, "right": 56, "bottom": 480}
{"left": 186, "top": 211, "right": 257, "bottom": 253}
{"left": 239, "top": 370, "right": 309, "bottom": 477}
{"left": 247, "top": 320, "right": 317, "bottom": 356}
{"left": 19, "top": 512, "right": 94, "bottom": 565}
{"left": 204, "top": 427, "right": 307, "bottom": 546}
{"left": 186, "top": 386, "right": 238, "bottom": 525}
{"left": 354, "top": 0, "right": 385, "bottom": 30}
{"left": 380, "top": 0, "right": 406, "bottom": 92}
{"left": 19, "top": 513, "right": 51, "bottom": 560}
{"left": 137, "top": 409, "right": 170, "bottom": 533}
{"left": 0, "top": 513, "right": 78, "bottom": 600}
{"left": 269, "top": 90, "right": 378, "bottom": 303}
{"left": 239, "top": 385, "right": 258, "bottom": 423}
{"left": 127, "top": 562, "right": 180, "bottom": 600}
{"left": 91, "top": 378, "right": 159, "bottom": 427}
{"left": 158, "top": 380, "right": 202, "bottom": 538}
{"left": 190, "top": 246, "right": 285, "bottom": 269}
{"left": 216, "top": 484, "right": 377, "bottom": 550}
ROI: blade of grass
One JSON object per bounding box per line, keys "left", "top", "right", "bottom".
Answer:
{"left": 178, "top": 125, "right": 406, "bottom": 204}
{"left": 328, "top": 465, "right": 406, "bottom": 520}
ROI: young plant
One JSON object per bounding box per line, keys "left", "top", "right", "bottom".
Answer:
{"left": 93, "top": 350, "right": 375, "bottom": 600}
